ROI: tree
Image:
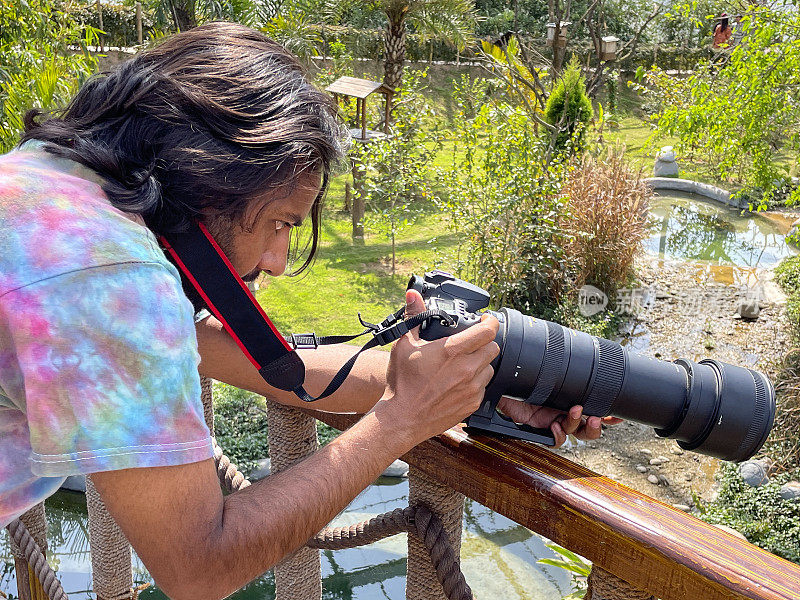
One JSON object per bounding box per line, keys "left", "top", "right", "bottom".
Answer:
{"left": 143, "top": 0, "right": 279, "bottom": 31}
{"left": 377, "top": 0, "right": 476, "bottom": 91}
{"left": 356, "top": 70, "right": 442, "bottom": 272}
{"left": 543, "top": 55, "right": 593, "bottom": 156}
{"left": 0, "top": 0, "right": 98, "bottom": 151}
{"left": 643, "top": 3, "right": 800, "bottom": 207}
{"left": 320, "top": 0, "right": 477, "bottom": 92}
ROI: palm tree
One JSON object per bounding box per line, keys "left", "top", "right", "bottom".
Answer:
{"left": 377, "top": 0, "right": 476, "bottom": 91}
{"left": 144, "top": 0, "right": 278, "bottom": 31}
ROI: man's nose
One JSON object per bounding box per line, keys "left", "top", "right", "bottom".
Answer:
{"left": 258, "top": 249, "right": 287, "bottom": 277}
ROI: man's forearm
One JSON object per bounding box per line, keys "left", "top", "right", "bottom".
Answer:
{"left": 196, "top": 315, "right": 389, "bottom": 413}
{"left": 171, "top": 404, "right": 409, "bottom": 600}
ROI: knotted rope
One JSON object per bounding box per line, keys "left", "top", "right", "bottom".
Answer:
{"left": 5, "top": 519, "right": 66, "bottom": 600}
{"left": 308, "top": 506, "right": 472, "bottom": 600}
{"left": 213, "top": 438, "right": 472, "bottom": 600}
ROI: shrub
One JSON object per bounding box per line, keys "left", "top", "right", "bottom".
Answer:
{"left": 560, "top": 150, "right": 651, "bottom": 298}
{"left": 70, "top": 2, "right": 156, "bottom": 47}
{"left": 775, "top": 255, "right": 800, "bottom": 338}
{"left": 1, "top": 0, "right": 98, "bottom": 152}
{"left": 543, "top": 56, "right": 593, "bottom": 156}
{"left": 212, "top": 383, "right": 271, "bottom": 475}
{"left": 767, "top": 255, "right": 800, "bottom": 469}
{"left": 699, "top": 463, "right": 800, "bottom": 563}
{"left": 439, "top": 99, "right": 571, "bottom": 310}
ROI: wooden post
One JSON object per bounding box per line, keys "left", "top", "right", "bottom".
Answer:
{"left": 384, "top": 93, "right": 392, "bottom": 134}
{"left": 361, "top": 96, "right": 367, "bottom": 141}
{"left": 355, "top": 98, "right": 362, "bottom": 139}
{"left": 96, "top": 0, "right": 104, "bottom": 52}
{"left": 351, "top": 158, "right": 365, "bottom": 244}
{"left": 136, "top": 2, "right": 142, "bottom": 45}
{"left": 344, "top": 180, "right": 352, "bottom": 213}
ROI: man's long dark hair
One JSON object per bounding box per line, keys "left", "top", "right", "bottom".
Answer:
{"left": 22, "top": 22, "right": 345, "bottom": 275}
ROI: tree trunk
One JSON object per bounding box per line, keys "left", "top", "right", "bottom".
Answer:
{"left": 383, "top": 12, "right": 407, "bottom": 93}
{"left": 169, "top": 0, "right": 196, "bottom": 31}
{"left": 351, "top": 161, "right": 365, "bottom": 245}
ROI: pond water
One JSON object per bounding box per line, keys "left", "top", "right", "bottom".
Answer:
{"left": 646, "top": 192, "right": 797, "bottom": 268}
{"left": 1, "top": 479, "right": 573, "bottom": 600}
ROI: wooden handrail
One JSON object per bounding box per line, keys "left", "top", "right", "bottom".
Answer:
{"left": 307, "top": 410, "right": 800, "bottom": 600}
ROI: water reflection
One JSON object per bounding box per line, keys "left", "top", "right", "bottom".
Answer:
{"left": 2, "top": 480, "right": 571, "bottom": 600}
{"left": 646, "top": 192, "right": 797, "bottom": 267}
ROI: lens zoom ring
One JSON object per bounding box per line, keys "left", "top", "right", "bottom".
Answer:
{"left": 582, "top": 339, "right": 625, "bottom": 417}
{"left": 528, "top": 323, "right": 564, "bottom": 405}
{"left": 740, "top": 371, "right": 768, "bottom": 459}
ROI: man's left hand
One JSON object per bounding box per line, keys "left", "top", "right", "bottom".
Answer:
{"left": 496, "top": 397, "right": 623, "bottom": 448}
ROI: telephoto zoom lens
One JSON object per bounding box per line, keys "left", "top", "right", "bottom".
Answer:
{"left": 488, "top": 308, "right": 775, "bottom": 462}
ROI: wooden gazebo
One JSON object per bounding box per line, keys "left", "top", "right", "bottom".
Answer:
{"left": 325, "top": 76, "right": 395, "bottom": 141}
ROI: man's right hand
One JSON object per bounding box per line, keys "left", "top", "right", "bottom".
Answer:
{"left": 374, "top": 288, "right": 500, "bottom": 450}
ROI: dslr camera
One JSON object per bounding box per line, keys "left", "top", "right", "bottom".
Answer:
{"left": 409, "top": 270, "right": 775, "bottom": 462}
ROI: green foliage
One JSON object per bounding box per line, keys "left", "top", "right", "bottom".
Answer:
{"left": 439, "top": 89, "right": 572, "bottom": 310}
{"left": 543, "top": 56, "right": 594, "bottom": 157}
{"left": 70, "top": 2, "right": 157, "bottom": 46}
{"left": 0, "top": 0, "right": 98, "bottom": 152}
{"left": 701, "top": 463, "right": 800, "bottom": 563}
{"left": 263, "top": 6, "right": 324, "bottom": 62}
{"left": 212, "top": 383, "right": 272, "bottom": 474}
{"left": 356, "top": 70, "right": 443, "bottom": 274}
{"left": 538, "top": 543, "right": 591, "bottom": 599}
{"left": 774, "top": 255, "right": 800, "bottom": 342}
{"left": 643, "top": 5, "right": 800, "bottom": 209}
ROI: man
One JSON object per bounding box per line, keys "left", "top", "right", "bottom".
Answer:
{"left": 0, "top": 23, "right": 608, "bottom": 599}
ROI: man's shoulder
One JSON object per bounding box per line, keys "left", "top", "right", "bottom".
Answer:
{"left": 0, "top": 147, "right": 172, "bottom": 297}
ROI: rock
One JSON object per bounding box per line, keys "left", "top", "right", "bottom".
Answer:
{"left": 657, "top": 146, "right": 676, "bottom": 162}
{"left": 671, "top": 446, "right": 685, "bottom": 455}
{"left": 654, "top": 146, "right": 679, "bottom": 177}
{"left": 636, "top": 465, "right": 648, "bottom": 473}
{"left": 383, "top": 459, "right": 410, "bottom": 478}
{"left": 61, "top": 474, "right": 86, "bottom": 493}
{"left": 736, "top": 299, "right": 761, "bottom": 320}
{"left": 649, "top": 458, "right": 664, "bottom": 466}
{"left": 779, "top": 481, "right": 800, "bottom": 501}
{"left": 673, "top": 504, "right": 691, "bottom": 512}
{"left": 684, "top": 472, "right": 694, "bottom": 482}
{"left": 647, "top": 474, "right": 659, "bottom": 485}
{"left": 711, "top": 524, "right": 748, "bottom": 542}
{"left": 657, "top": 456, "right": 670, "bottom": 463}
{"left": 739, "top": 459, "right": 770, "bottom": 487}
{"left": 640, "top": 448, "right": 653, "bottom": 456}
{"left": 657, "top": 474, "right": 671, "bottom": 487}
{"left": 248, "top": 458, "right": 271, "bottom": 481}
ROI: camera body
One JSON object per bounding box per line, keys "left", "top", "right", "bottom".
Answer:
{"left": 407, "top": 270, "right": 775, "bottom": 461}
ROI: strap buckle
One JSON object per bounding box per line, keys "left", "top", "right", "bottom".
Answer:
{"left": 373, "top": 321, "right": 409, "bottom": 346}
{"left": 290, "top": 332, "right": 319, "bottom": 350}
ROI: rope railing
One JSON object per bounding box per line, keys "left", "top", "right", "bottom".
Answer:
{"left": 9, "top": 379, "right": 800, "bottom": 600}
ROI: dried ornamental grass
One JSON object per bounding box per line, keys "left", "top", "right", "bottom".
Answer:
{"left": 560, "top": 151, "right": 652, "bottom": 296}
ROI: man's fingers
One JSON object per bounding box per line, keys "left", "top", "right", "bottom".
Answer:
{"left": 404, "top": 289, "right": 425, "bottom": 341}
{"left": 550, "top": 421, "right": 566, "bottom": 448}
{"left": 405, "top": 289, "right": 425, "bottom": 317}
{"left": 560, "top": 405, "right": 584, "bottom": 435}
{"left": 443, "top": 314, "right": 499, "bottom": 355}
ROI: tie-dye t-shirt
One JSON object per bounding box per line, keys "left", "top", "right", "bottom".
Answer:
{"left": 0, "top": 142, "right": 213, "bottom": 527}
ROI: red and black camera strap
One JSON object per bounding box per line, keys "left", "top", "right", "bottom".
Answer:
{"left": 160, "top": 222, "right": 451, "bottom": 402}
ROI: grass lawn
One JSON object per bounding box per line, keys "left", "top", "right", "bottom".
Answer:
{"left": 256, "top": 208, "right": 458, "bottom": 336}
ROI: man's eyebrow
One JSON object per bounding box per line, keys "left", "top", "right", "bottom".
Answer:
{"left": 279, "top": 212, "right": 304, "bottom": 227}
